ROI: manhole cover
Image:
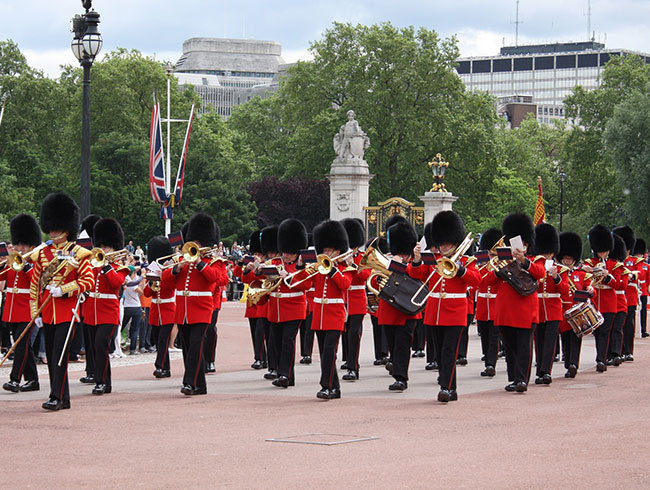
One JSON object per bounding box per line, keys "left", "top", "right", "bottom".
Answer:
{"left": 566, "top": 383, "right": 597, "bottom": 389}
{"left": 266, "top": 433, "right": 378, "bottom": 446}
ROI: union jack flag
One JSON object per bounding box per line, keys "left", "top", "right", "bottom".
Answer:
{"left": 149, "top": 101, "right": 167, "bottom": 205}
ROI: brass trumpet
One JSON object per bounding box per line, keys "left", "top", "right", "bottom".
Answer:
{"left": 90, "top": 248, "right": 129, "bottom": 268}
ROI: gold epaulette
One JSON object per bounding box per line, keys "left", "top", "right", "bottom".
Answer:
{"left": 115, "top": 265, "right": 131, "bottom": 273}
{"left": 558, "top": 265, "right": 571, "bottom": 275}
{"left": 612, "top": 262, "right": 624, "bottom": 270}
{"left": 464, "top": 256, "right": 477, "bottom": 267}
{"left": 72, "top": 244, "right": 92, "bottom": 261}
{"left": 533, "top": 255, "right": 546, "bottom": 262}
{"left": 635, "top": 257, "right": 645, "bottom": 265}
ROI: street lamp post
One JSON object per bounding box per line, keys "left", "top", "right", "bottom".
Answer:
{"left": 71, "top": 0, "right": 102, "bottom": 218}
{"left": 559, "top": 170, "right": 567, "bottom": 231}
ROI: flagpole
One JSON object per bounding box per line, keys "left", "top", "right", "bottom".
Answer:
{"left": 165, "top": 63, "right": 172, "bottom": 236}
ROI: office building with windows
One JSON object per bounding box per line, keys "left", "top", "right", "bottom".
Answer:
{"left": 456, "top": 41, "right": 650, "bottom": 124}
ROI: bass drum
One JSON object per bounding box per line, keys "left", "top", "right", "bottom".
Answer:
{"left": 564, "top": 301, "right": 604, "bottom": 338}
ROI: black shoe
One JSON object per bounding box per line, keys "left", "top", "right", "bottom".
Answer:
{"left": 272, "top": 376, "right": 290, "bottom": 388}
{"left": 19, "top": 380, "right": 40, "bottom": 392}
{"left": 92, "top": 384, "right": 106, "bottom": 395}
{"left": 340, "top": 362, "right": 350, "bottom": 370}
{"left": 567, "top": 364, "right": 578, "bottom": 378}
{"left": 42, "top": 398, "right": 63, "bottom": 411}
{"left": 505, "top": 382, "right": 517, "bottom": 392}
{"left": 554, "top": 354, "right": 560, "bottom": 362}
{"left": 181, "top": 384, "right": 194, "bottom": 395}
{"left": 192, "top": 386, "right": 207, "bottom": 395}
{"left": 596, "top": 362, "right": 607, "bottom": 373}
{"left": 79, "top": 376, "right": 95, "bottom": 384}
{"left": 3, "top": 380, "right": 20, "bottom": 393}
{"left": 456, "top": 356, "right": 468, "bottom": 366}
{"left": 438, "top": 389, "right": 451, "bottom": 403}
{"left": 542, "top": 374, "right": 552, "bottom": 385}
{"left": 388, "top": 380, "right": 407, "bottom": 392}
{"left": 329, "top": 388, "right": 341, "bottom": 399}
{"left": 153, "top": 368, "right": 164, "bottom": 378}
{"left": 412, "top": 350, "right": 425, "bottom": 358}
{"left": 299, "top": 356, "right": 312, "bottom": 365}
{"left": 206, "top": 362, "right": 216, "bottom": 373}
{"left": 316, "top": 388, "right": 331, "bottom": 400}
{"left": 264, "top": 370, "right": 278, "bottom": 380}
{"left": 481, "top": 355, "right": 486, "bottom": 361}
{"left": 624, "top": 354, "right": 634, "bottom": 362}
{"left": 385, "top": 362, "right": 393, "bottom": 374}
{"left": 449, "top": 390, "right": 458, "bottom": 401}
{"left": 425, "top": 362, "right": 437, "bottom": 371}
{"left": 481, "top": 366, "right": 496, "bottom": 377}
{"left": 160, "top": 370, "right": 171, "bottom": 378}
{"left": 374, "top": 357, "right": 389, "bottom": 366}
{"left": 251, "top": 360, "right": 263, "bottom": 369}
{"left": 515, "top": 382, "right": 528, "bottom": 393}
{"left": 642, "top": 332, "right": 649, "bottom": 338}
{"left": 613, "top": 356, "right": 622, "bottom": 366}
{"left": 342, "top": 370, "right": 359, "bottom": 381}
{"left": 498, "top": 350, "right": 505, "bottom": 358}
{"left": 534, "top": 376, "right": 544, "bottom": 385}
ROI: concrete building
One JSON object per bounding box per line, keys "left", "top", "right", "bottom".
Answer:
{"left": 456, "top": 41, "right": 650, "bottom": 125}
{"left": 174, "top": 37, "right": 285, "bottom": 118}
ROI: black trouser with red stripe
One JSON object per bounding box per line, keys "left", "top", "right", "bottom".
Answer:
{"left": 179, "top": 323, "right": 209, "bottom": 389}
{"left": 383, "top": 320, "right": 416, "bottom": 383}
{"left": 425, "top": 324, "right": 437, "bottom": 363}
{"left": 595, "top": 312, "right": 614, "bottom": 363}
{"left": 271, "top": 320, "right": 300, "bottom": 384}
{"left": 412, "top": 317, "right": 425, "bottom": 352}
{"left": 457, "top": 314, "right": 473, "bottom": 359}
{"left": 534, "top": 320, "right": 560, "bottom": 377}
{"left": 316, "top": 330, "right": 341, "bottom": 390}
{"left": 371, "top": 315, "right": 388, "bottom": 361}
{"left": 499, "top": 325, "right": 535, "bottom": 384}
{"left": 82, "top": 322, "right": 95, "bottom": 378}
{"left": 608, "top": 311, "right": 626, "bottom": 360}
{"left": 478, "top": 320, "right": 499, "bottom": 368}
{"left": 299, "top": 312, "right": 314, "bottom": 358}
{"left": 8, "top": 321, "right": 38, "bottom": 384}
{"left": 155, "top": 324, "right": 174, "bottom": 371}
{"left": 203, "top": 309, "right": 219, "bottom": 365}
{"left": 561, "top": 330, "right": 582, "bottom": 369}
{"left": 94, "top": 323, "right": 117, "bottom": 387}
{"left": 640, "top": 296, "right": 647, "bottom": 334}
{"left": 344, "top": 314, "right": 364, "bottom": 372}
{"left": 249, "top": 317, "right": 267, "bottom": 362}
{"left": 622, "top": 305, "right": 636, "bottom": 356}
{"left": 43, "top": 323, "right": 71, "bottom": 404}
{"left": 434, "top": 325, "right": 464, "bottom": 391}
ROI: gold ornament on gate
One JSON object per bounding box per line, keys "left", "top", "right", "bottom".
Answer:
{"left": 427, "top": 153, "right": 449, "bottom": 192}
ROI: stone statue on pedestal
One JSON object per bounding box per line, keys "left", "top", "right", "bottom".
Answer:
{"left": 333, "top": 110, "right": 370, "bottom": 162}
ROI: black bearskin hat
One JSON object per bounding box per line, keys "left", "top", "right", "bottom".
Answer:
{"left": 40, "top": 192, "right": 80, "bottom": 241}
{"left": 387, "top": 221, "right": 417, "bottom": 256}
{"left": 80, "top": 214, "right": 101, "bottom": 239}
{"left": 613, "top": 226, "right": 635, "bottom": 252}
{"left": 502, "top": 213, "right": 535, "bottom": 249}
{"left": 588, "top": 224, "right": 614, "bottom": 254}
{"left": 557, "top": 232, "right": 582, "bottom": 264}
{"left": 633, "top": 238, "right": 647, "bottom": 256}
{"left": 93, "top": 218, "right": 124, "bottom": 251}
{"left": 186, "top": 212, "right": 219, "bottom": 247}
{"left": 534, "top": 223, "right": 559, "bottom": 255}
{"left": 147, "top": 236, "right": 173, "bottom": 263}
{"left": 341, "top": 218, "right": 365, "bottom": 249}
{"left": 610, "top": 234, "right": 627, "bottom": 262}
{"left": 368, "top": 236, "right": 389, "bottom": 254}
{"left": 313, "top": 220, "right": 349, "bottom": 255}
{"left": 248, "top": 230, "right": 262, "bottom": 254}
{"left": 10, "top": 214, "right": 42, "bottom": 247}
{"left": 479, "top": 227, "right": 502, "bottom": 251}
{"left": 384, "top": 214, "right": 409, "bottom": 232}
{"left": 430, "top": 211, "right": 466, "bottom": 248}
{"left": 180, "top": 221, "right": 189, "bottom": 243}
{"left": 260, "top": 226, "right": 278, "bottom": 255}
{"left": 423, "top": 222, "right": 433, "bottom": 249}
{"left": 278, "top": 219, "right": 308, "bottom": 254}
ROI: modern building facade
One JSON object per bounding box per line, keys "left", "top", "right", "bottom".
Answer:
{"left": 456, "top": 41, "right": 650, "bottom": 125}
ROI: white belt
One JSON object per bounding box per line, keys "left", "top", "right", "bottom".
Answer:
{"left": 639, "top": 280, "right": 646, "bottom": 284}
{"left": 307, "top": 288, "right": 315, "bottom": 293}
{"left": 8, "top": 288, "right": 30, "bottom": 295}
{"left": 537, "top": 293, "right": 561, "bottom": 298}
{"left": 175, "top": 290, "right": 213, "bottom": 297}
{"left": 88, "top": 292, "right": 118, "bottom": 300}
{"left": 429, "top": 292, "right": 466, "bottom": 299}
{"left": 477, "top": 292, "right": 496, "bottom": 299}
{"left": 314, "top": 297, "right": 345, "bottom": 304}
{"left": 151, "top": 298, "right": 175, "bottom": 304}
{"left": 595, "top": 285, "right": 611, "bottom": 290}
{"left": 269, "top": 292, "right": 304, "bottom": 299}
{"left": 615, "top": 290, "right": 625, "bottom": 295}
{"left": 349, "top": 285, "right": 366, "bottom": 291}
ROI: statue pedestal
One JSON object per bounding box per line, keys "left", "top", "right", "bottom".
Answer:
{"left": 419, "top": 191, "right": 458, "bottom": 224}
{"left": 327, "top": 157, "right": 373, "bottom": 221}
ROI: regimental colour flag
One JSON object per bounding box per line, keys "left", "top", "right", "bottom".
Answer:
{"left": 171, "top": 104, "right": 195, "bottom": 207}
{"left": 533, "top": 175, "right": 546, "bottom": 225}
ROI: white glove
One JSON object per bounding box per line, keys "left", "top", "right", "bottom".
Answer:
{"left": 35, "top": 317, "right": 43, "bottom": 329}
{"left": 47, "top": 285, "right": 63, "bottom": 298}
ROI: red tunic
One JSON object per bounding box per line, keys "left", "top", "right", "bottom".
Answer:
{"left": 29, "top": 241, "right": 95, "bottom": 324}
{"left": 475, "top": 268, "right": 497, "bottom": 322}
{"left": 0, "top": 266, "right": 33, "bottom": 323}
{"left": 614, "top": 264, "right": 629, "bottom": 313}
{"left": 171, "top": 258, "right": 228, "bottom": 325}
{"left": 624, "top": 257, "right": 642, "bottom": 307}
{"left": 408, "top": 255, "right": 481, "bottom": 326}
{"left": 266, "top": 258, "right": 309, "bottom": 324}
{"left": 484, "top": 255, "right": 546, "bottom": 329}
{"left": 310, "top": 264, "right": 352, "bottom": 331}
{"left": 583, "top": 258, "right": 623, "bottom": 314}
{"left": 143, "top": 268, "right": 176, "bottom": 326}
{"left": 237, "top": 266, "right": 268, "bottom": 319}
{"left": 537, "top": 267, "right": 570, "bottom": 322}
{"left": 559, "top": 269, "right": 590, "bottom": 333}
{"left": 638, "top": 259, "right": 649, "bottom": 296}
{"left": 346, "top": 252, "right": 371, "bottom": 316}
{"left": 84, "top": 264, "right": 130, "bottom": 326}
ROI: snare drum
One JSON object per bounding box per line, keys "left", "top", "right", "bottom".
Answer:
{"left": 564, "top": 301, "right": 604, "bottom": 337}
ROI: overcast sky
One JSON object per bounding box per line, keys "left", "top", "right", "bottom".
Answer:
{"left": 3, "top": 0, "right": 650, "bottom": 78}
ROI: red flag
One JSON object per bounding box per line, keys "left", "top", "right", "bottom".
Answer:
{"left": 172, "top": 104, "right": 195, "bottom": 207}
{"left": 533, "top": 176, "right": 545, "bottom": 225}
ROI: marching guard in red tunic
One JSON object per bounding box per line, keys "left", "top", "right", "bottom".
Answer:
{"left": 143, "top": 236, "right": 176, "bottom": 378}
{"left": 607, "top": 234, "right": 629, "bottom": 366}
{"left": 30, "top": 193, "right": 95, "bottom": 410}
{"left": 532, "top": 223, "right": 569, "bottom": 385}
{"left": 484, "top": 213, "right": 545, "bottom": 393}
{"left": 1, "top": 214, "right": 42, "bottom": 394}
{"left": 614, "top": 226, "right": 639, "bottom": 361}
{"left": 170, "top": 213, "right": 228, "bottom": 395}
{"left": 410, "top": 211, "right": 480, "bottom": 402}
{"left": 84, "top": 218, "right": 130, "bottom": 395}
{"left": 259, "top": 225, "right": 280, "bottom": 380}
{"left": 632, "top": 238, "right": 649, "bottom": 338}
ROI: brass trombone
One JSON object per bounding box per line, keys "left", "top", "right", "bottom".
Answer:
{"left": 284, "top": 249, "right": 355, "bottom": 289}
{"left": 0, "top": 243, "right": 47, "bottom": 272}
{"left": 90, "top": 248, "right": 129, "bottom": 268}
{"left": 155, "top": 241, "right": 201, "bottom": 269}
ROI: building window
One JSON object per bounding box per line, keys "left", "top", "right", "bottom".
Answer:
{"left": 578, "top": 54, "right": 598, "bottom": 67}
{"left": 556, "top": 55, "right": 576, "bottom": 69}
{"left": 493, "top": 58, "right": 512, "bottom": 72}
{"left": 472, "top": 59, "right": 491, "bottom": 73}
{"left": 535, "top": 56, "right": 554, "bottom": 70}
{"left": 514, "top": 57, "right": 533, "bottom": 71}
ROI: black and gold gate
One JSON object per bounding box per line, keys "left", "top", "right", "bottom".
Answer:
{"left": 364, "top": 197, "right": 424, "bottom": 240}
